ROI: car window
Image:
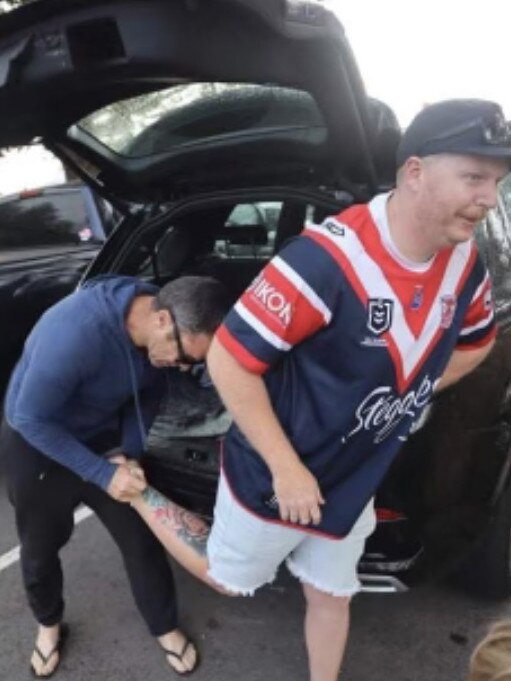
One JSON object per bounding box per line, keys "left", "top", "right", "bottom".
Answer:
{"left": 0, "top": 190, "right": 99, "bottom": 249}
{"left": 215, "top": 202, "right": 281, "bottom": 258}
{"left": 74, "top": 83, "right": 325, "bottom": 158}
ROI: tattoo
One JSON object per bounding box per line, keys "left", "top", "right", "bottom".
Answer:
{"left": 142, "top": 487, "right": 209, "bottom": 556}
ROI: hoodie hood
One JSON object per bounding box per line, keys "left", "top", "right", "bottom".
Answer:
{"left": 81, "top": 274, "right": 158, "bottom": 345}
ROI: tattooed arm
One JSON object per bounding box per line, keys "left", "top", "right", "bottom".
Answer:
{"left": 140, "top": 487, "right": 208, "bottom": 557}
{"left": 131, "top": 486, "right": 225, "bottom": 590}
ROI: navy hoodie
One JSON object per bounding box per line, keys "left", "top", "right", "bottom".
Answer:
{"left": 5, "top": 276, "right": 166, "bottom": 490}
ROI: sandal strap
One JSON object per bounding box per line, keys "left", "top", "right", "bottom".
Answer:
{"left": 31, "top": 623, "right": 68, "bottom": 674}
{"left": 162, "top": 639, "right": 191, "bottom": 662}
{"left": 32, "top": 639, "right": 61, "bottom": 667}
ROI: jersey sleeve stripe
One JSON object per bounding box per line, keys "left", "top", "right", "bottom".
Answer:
{"left": 459, "top": 309, "right": 495, "bottom": 336}
{"left": 456, "top": 324, "right": 497, "bottom": 350}
{"left": 273, "top": 255, "right": 333, "bottom": 323}
{"left": 470, "top": 271, "right": 491, "bottom": 303}
{"left": 216, "top": 325, "right": 269, "bottom": 374}
{"left": 234, "top": 301, "right": 292, "bottom": 351}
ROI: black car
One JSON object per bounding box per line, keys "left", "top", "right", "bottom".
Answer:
{"left": 0, "top": 181, "right": 115, "bottom": 391}
{"left": 1, "top": 0, "right": 510, "bottom": 598}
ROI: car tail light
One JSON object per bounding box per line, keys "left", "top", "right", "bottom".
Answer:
{"left": 19, "top": 189, "right": 43, "bottom": 199}
{"left": 375, "top": 508, "right": 407, "bottom": 522}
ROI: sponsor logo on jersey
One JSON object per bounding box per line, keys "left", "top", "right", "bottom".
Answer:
{"left": 367, "top": 298, "right": 393, "bottom": 336}
{"left": 440, "top": 294, "right": 456, "bottom": 329}
{"left": 361, "top": 336, "right": 388, "bottom": 348}
{"left": 410, "top": 285, "right": 424, "bottom": 310}
{"left": 347, "top": 374, "right": 433, "bottom": 443}
{"left": 324, "top": 219, "right": 345, "bottom": 237}
{"left": 262, "top": 493, "right": 279, "bottom": 510}
{"left": 248, "top": 274, "right": 293, "bottom": 327}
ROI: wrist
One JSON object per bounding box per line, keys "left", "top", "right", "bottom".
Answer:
{"left": 271, "top": 452, "right": 302, "bottom": 478}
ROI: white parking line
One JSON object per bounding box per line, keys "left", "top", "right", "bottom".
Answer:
{"left": 0, "top": 506, "right": 94, "bottom": 573}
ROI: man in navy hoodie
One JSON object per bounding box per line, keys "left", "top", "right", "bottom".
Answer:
{"left": 1, "top": 274, "right": 227, "bottom": 678}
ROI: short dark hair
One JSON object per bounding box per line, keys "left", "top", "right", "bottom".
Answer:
{"left": 153, "top": 276, "right": 229, "bottom": 335}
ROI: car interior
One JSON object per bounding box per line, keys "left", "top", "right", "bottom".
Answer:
{"left": 111, "top": 192, "right": 351, "bottom": 515}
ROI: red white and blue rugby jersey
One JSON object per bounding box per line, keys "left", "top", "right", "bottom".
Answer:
{"left": 216, "top": 193, "right": 496, "bottom": 538}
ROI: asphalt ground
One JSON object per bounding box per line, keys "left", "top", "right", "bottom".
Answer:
{"left": 1, "top": 466, "right": 511, "bottom": 681}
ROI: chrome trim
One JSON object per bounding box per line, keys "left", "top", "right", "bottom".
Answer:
{"left": 358, "top": 574, "right": 408, "bottom": 593}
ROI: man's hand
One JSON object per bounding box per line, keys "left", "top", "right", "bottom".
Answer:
{"left": 107, "top": 462, "right": 147, "bottom": 502}
{"left": 273, "top": 460, "right": 325, "bottom": 525}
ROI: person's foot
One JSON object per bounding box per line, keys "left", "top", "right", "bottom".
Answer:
{"left": 31, "top": 623, "right": 67, "bottom": 678}
{"left": 158, "top": 628, "right": 199, "bottom": 675}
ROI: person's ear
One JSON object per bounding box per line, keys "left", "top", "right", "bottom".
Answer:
{"left": 403, "top": 156, "right": 424, "bottom": 192}
{"left": 157, "top": 309, "right": 170, "bottom": 329}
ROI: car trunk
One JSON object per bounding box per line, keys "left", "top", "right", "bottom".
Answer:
{"left": 0, "top": 0, "right": 399, "bottom": 205}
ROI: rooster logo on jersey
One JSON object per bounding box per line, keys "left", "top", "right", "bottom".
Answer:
{"left": 440, "top": 294, "right": 457, "bottom": 329}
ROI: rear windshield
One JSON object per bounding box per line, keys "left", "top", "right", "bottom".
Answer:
{"left": 73, "top": 82, "right": 325, "bottom": 158}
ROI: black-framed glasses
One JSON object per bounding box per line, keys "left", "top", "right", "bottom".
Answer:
{"left": 167, "top": 305, "right": 203, "bottom": 366}
{"left": 419, "top": 114, "right": 511, "bottom": 153}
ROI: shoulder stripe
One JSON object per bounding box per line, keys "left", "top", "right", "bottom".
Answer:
{"left": 216, "top": 326, "right": 269, "bottom": 374}
{"left": 273, "top": 255, "right": 332, "bottom": 324}
{"left": 234, "top": 301, "right": 292, "bottom": 351}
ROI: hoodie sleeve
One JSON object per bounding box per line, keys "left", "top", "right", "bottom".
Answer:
{"left": 8, "top": 320, "right": 117, "bottom": 490}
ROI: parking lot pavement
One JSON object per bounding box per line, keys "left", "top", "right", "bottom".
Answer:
{"left": 2, "top": 501, "right": 511, "bottom": 681}
{"left": 0, "top": 461, "right": 18, "bottom": 556}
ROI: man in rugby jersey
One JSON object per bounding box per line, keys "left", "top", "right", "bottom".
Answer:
{"left": 131, "top": 99, "right": 511, "bottom": 681}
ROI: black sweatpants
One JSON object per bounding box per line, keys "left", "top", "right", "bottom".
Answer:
{"left": 1, "top": 420, "right": 178, "bottom": 636}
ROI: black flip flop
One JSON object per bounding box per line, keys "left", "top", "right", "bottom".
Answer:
{"left": 30, "top": 623, "right": 69, "bottom": 679}
{"left": 161, "top": 637, "right": 200, "bottom": 676}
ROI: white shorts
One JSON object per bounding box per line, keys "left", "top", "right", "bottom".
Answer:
{"left": 206, "top": 474, "right": 376, "bottom": 597}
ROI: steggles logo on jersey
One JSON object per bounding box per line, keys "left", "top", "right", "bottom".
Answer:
{"left": 248, "top": 273, "right": 293, "bottom": 327}
{"left": 440, "top": 294, "right": 457, "bottom": 329}
{"left": 367, "top": 298, "right": 393, "bottom": 336}
{"left": 347, "top": 374, "right": 433, "bottom": 444}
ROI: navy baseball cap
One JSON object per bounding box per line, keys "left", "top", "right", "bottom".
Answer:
{"left": 396, "top": 99, "right": 511, "bottom": 168}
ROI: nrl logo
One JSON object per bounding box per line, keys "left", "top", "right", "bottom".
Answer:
{"left": 367, "top": 298, "right": 393, "bottom": 336}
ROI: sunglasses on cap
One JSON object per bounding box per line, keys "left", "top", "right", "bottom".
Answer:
{"left": 167, "top": 305, "right": 203, "bottom": 367}
{"left": 419, "top": 112, "right": 511, "bottom": 151}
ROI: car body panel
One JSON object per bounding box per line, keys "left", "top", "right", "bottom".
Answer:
{"left": 0, "top": 183, "right": 111, "bottom": 392}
